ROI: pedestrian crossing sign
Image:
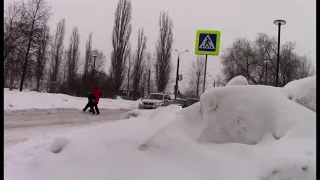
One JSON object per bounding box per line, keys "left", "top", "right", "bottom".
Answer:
{"left": 195, "top": 30, "right": 221, "bottom": 56}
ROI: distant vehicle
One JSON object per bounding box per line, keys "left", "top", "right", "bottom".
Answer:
{"left": 138, "top": 92, "right": 173, "bottom": 109}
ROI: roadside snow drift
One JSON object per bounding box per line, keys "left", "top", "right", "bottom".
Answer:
{"left": 122, "top": 109, "right": 154, "bottom": 119}
{"left": 226, "top": 75, "right": 249, "bottom": 86}
{"left": 199, "top": 85, "right": 315, "bottom": 144}
{"left": 4, "top": 89, "right": 137, "bottom": 111}
{"left": 281, "top": 76, "right": 316, "bottom": 112}
{"left": 4, "top": 84, "right": 316, "bottom": 180}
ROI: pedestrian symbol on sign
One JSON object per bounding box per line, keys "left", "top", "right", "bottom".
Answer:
{"left": 199, "top": 35, "right": 215, "bottom": 50}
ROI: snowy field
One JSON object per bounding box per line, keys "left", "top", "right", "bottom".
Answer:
{"left": 4, "top": 88, "right": 138, "bottom": 111}
{"left": 4, "top": 76, "right": 316, "bottom": 180}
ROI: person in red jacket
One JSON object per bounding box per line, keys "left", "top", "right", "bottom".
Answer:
{"left": 92, "top": 84, "right": 102, "bottom": 115}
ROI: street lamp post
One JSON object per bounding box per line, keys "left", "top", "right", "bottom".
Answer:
{"left": 174, "top": 49, "right": 188, "bottom": 99}
{"left": 208, "top": 74, "right": 215, "bottom": 87}
{"left": 273, "top": 19, "right": 286, "bottom": 87}
{"left": 92, "top": 54, "right": 98, "bottom": 85}
{"left": 264, "top": 60, "right": 270, "bottom": 85}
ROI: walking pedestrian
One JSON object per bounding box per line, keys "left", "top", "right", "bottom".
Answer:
{"left": 92, "top": 84, "right": 102, "bottom": 115}
{"left": 83, "top": 92, "right": 95, "bottom": 114}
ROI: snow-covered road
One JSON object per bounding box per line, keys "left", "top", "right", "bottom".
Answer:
{"left": 4, "top": 108, "right": 129, "bottom": 148}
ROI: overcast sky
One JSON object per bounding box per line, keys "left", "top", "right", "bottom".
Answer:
{"left": 4, "top": 0, "right": 316, "bottom": 92}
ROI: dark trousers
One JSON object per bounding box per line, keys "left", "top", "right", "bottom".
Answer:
{"left": 93, "top": 104, "right": 100, "bottom": 114}
{"left": 83, "top": 101, "right": 94, "bottom": 113}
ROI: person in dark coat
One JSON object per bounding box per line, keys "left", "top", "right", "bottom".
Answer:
{"left": 82, "top": 92, "right": 95, "bottom": 114}
{"left": 92, "top": 84, "right": 102, "bottom": 115}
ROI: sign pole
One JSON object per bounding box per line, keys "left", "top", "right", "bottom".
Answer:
{"left": 203, "top": 55, "right": 208, "bottom": 93}
{"left": 195, "top": 29, "right": 220, "bottom": 94}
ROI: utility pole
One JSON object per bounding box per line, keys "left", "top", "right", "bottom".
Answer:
{"left": 92, "top": 54, "right": 97, "bottom": 85}
{"left": 273, "top": 19, "right": 286, "bottom": 87}
{"left": 148, "top": 68, "right": 151, "bottom": 94}
{"left": 174, "top": 49, "right": 188, "bottom": 99}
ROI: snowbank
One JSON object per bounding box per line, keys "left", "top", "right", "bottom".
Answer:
{"left": 4, "top": 89, "right": 137, "bottom": 111}
{"left": 199, "top": 85, "right": 315, "bottom": 144}
{"left": 226, "top": 75, "right": 249, "bottom": 86}
{"left": 122, "top": 109, "right": 154, "bottom": 119}
{"left": 4, "top": 85, "right": 316, "bottom": 180}
{"left": 281, "top": 76, "right": 316, "bottom": 112}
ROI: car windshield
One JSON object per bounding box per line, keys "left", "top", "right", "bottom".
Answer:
{"left": 145, "top": 94, "right": 164, "bottom": 100}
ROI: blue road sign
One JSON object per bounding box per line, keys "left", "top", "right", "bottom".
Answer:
{"left": 195, "top": 30, "right": 221, "bottom": 56}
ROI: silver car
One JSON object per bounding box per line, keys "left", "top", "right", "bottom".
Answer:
{"left": 138, "top": 93, "right": 172, "bottom": 109}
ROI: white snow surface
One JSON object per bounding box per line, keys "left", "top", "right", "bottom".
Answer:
{"left": 4, "top": 88, "right": 138, "bottom": 111}
{"left": 281, "top": 76, "right": 316, "bottom": 112}
{"left": 199, "top": 85, "right": 315, "bottom": 144}
{"left": 226, "top": 75, "right": 249, "bottom": 86}
{"left": 4, "top": 84, "right": 316, "bottom": 180}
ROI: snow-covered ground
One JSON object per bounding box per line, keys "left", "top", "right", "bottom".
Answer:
{"left": 4, "top": 76, "right": 316, "bottom": 180}
{"left": 4, "top": 88, "right": 138, "bottom": 111}
{"left": 4, "top": 89, "right": 138, "bottom": 168}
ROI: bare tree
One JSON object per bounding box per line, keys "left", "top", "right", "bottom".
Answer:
{"left": 132, "top": 27, "right": 147, "bottom": 93}
{"left": 83, "top": 32, "right": 92, "bottom": 78}
{"left": 221, "top": 38, "right": 257, "bottom": 84}
{"left": 35, "top": 25, "right": 50, "bottom": 91}
{"left": 144, "top": 52, "right": 153, "bottom": 94}
{"left": 126, "top": 54, "right": 134, "bottom": 92}
{"left": 50, "top": 18, "right": 65, "bottom": 92}
{"left": 188, "top": 56, "right": 205, "bottom": 98}
{"left": 221, "top": 33, "right": 315, "bottom": 86}
{"left": 154, "top": 11, "right": 173, "bottom": 92}
{"left": 66, "top": 27, "right": 80, "bottom": 94}
{"left": 81, "top": 32, "right": 93, "bottom": 94}
{"left": 140, "top": 61, "right": 148, "bottom": 97}
{"left": 110, "top": 0, "right": 132, "bottom": 93}
{"left": 19, "top": 0, "right": 51, "bottom": 91}
{"left": 4, "top": 1, "right": 27, "bottom": 84}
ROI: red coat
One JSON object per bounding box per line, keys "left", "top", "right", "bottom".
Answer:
{"left": 92, "top": 85, "right": 102, "bottom": 105}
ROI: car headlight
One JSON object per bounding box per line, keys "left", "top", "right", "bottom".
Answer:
{"left": 139, "top": 102, "right": 143, "bottom": 105}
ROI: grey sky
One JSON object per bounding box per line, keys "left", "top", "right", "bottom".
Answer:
{"left": 4, "top": 0, "right": 316, "bottom": 92}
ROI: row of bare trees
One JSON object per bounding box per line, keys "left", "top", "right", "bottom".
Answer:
{"left": 220, "top": 33, "right": 315, "bottom": 86}
{"left": 109, "top": 0, "right": 174, "bottom": 98}
{"left": 5, "top": 0, "right": 314, "bottom": 99}
{"left": 4, "top": 0, "right": 106, "bottom": 97}
{"left": 4, "top": 0, "right": 51, "bottom": 91}
{"left": 183, "top": 32, "right": 314, "bottom": 98}
{"left": 4, "top": 0, "right": 174, "bottom": 98}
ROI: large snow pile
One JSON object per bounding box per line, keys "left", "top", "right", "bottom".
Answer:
{"left": 4, "top": 89, "right": 137, "bottom": 111}
{"left": 4, "top": 85, "right": 316, "bottom": 180}
{"left": 226, "top": 75, "right": 249, "bottom": 86}
{"left": 199, "top": 85, "right": 315, "bottom": 144}
{"left": 281, "top": 76, "right": 316, "bottom": 112}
